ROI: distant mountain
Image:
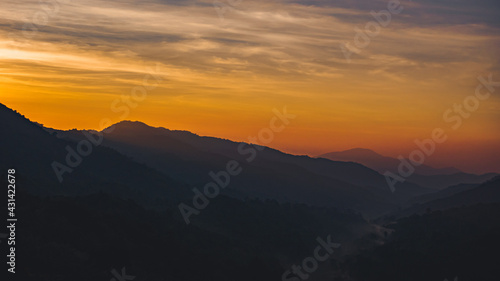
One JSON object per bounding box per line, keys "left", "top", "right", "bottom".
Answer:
{"left": 54, "top": 120, "right": 434, "bottom": 217}
{"left": 0, "top": 103, "right": 383, "bottom": 280}
{"left": 394, "top": 176, "right": 500, "bottom": 218}
{"left": 2, "top": 102, "right": 499, "bottom": 280}
{"left": 319, "top": 148, "right": 497, "bottom": 189}
{"left": 319, "top": 148, "right": 461, "bottom": 176}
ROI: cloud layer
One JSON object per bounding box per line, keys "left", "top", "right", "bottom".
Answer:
{"left": 1, "top": 0, "right": 499, "bottom": 172}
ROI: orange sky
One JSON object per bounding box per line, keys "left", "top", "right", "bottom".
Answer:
{"left": 1, "top": 0, "right": 499, "bottom": 173}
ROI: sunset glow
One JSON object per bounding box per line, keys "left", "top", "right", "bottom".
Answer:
{"left": 1, "top": 0, "right": 499, "bottom": 173}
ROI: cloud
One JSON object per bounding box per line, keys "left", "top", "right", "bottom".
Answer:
{"left": 0, "top": 0, "right": 499, "bottom": 168}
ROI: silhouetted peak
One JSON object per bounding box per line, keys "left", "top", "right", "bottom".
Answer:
{"left": 115, "top": 120, "right": 151, "bottom": 128}
{"left": 320, "top": 148, "right": 383, "bottom": 158}
{"left": 103, "top": 120, "right": 203, "bottom": 139}
{"left": 341, "top": 148, "right": 381, "bottom": 156}
{"left": 103, "top": 120, "right": 156, "bottom": 133}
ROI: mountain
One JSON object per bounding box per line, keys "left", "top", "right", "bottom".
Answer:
{"left": 409, "top": 183, "right": 478, "bottom": 205}
{"left": 339, "top": 202, "right": 500, "bottom": 281}
{"left": 393, "top": 176, "right": 500, "bottom": 218}
{"left": 319, "top": 148, "right": 497, "bottom": 189}
{"left": 2, "top": 102, "right": 498, "bottom": 280}
{"left": 54, "top": 121, "right": 434, "bottom": 217}
{"left": 407, "top": 172, "right": 497, "bottom": 190}
{"left": 0, "top": 103, "right": 382, "bottom": 280}
{"left": 0, "top": 103, "right": 189, "bottom": 207}
{"left": 15, "top": 188, "right": 374, "bottom": 281}
{"left": 319, "top": 148, "right": 461, "bottom": 176}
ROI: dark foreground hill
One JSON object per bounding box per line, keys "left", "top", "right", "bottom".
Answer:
{"left": 0, "top": 103, "right": 380, "bottom": 280}
{"left": 0, "top": 103, "right": 189, "bottom": 208}
{"left": 12, "top": 189, "right": 375, "bottom": 281}
{"left": 338, "top": 203, "right": 500, "bottom": 281}
{"left": 2, "top": 102, "right": 499, "bottom": 281}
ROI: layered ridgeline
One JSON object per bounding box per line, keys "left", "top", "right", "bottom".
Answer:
{"left": 0, "top": 103, "right": 188, "bottom": 207}
{"left": 2, "top": 102, "right": 499, "bottom": 281}
{"left": 54, "top": 120, "right": 435, "bottom": 217}
{"left": 0, "top": 103, "right": 389, "bottom": 280}
{"left": 319, "top": 148, "right": 497, "bottom": 189}
{"left": 2, "top": 101, "right": 435, "bottom": 217}
{"left": 393, "top": 176, "right": 500, "bottom": 218}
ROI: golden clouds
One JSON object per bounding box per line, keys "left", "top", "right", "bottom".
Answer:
{"left": 0, "top": 0, "right": 499, "bottom": 172}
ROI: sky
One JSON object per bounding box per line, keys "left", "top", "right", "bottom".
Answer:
{"left": 0, "top": 0, "right": 499, "bottom": 173}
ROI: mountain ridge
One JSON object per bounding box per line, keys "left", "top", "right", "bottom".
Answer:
{"left": 319, "top": 148, "right": 497, "bottom": 189}
{"left": 52, "top": 117, "right": 434, "bottom": 217}
{"left": 319, "top": 148, "right": 462, "bottom": 176}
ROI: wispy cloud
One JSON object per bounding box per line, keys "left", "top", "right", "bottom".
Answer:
{"left": 0, "top": 0, "right": 499, "bottom": 172}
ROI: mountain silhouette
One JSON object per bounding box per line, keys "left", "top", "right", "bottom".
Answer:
{"left": 341, "top": 201, "right": 500, "bottom": 281}
{"left": 393, "top": 176, "right": 500, "bottom": 218}
{"left": 0, "top": 103, "right": 381, "bottom": 280}
{"left": 2, "top": 102, "right": 499, "bottom": 281}
{"left": 0, "top": 103, "right": 188, "bottom": 207}
{"left": 53, "top": 120, "right": 436, "bottom": 217}
{"left": 319, "top": 148, "right": 497, "bottom": 189}
{"left": 319, "top": 148, "right": 461, "bottom": 176}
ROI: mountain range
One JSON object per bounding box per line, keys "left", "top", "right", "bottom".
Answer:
{"left": 54, "top": 120, "right": 433, "bottom": 217}
{"left": 1, "top": 102, "right": 500, "bottom": 281}
{"left": 319, "top": 148, "right": 497, "bottom": 189}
